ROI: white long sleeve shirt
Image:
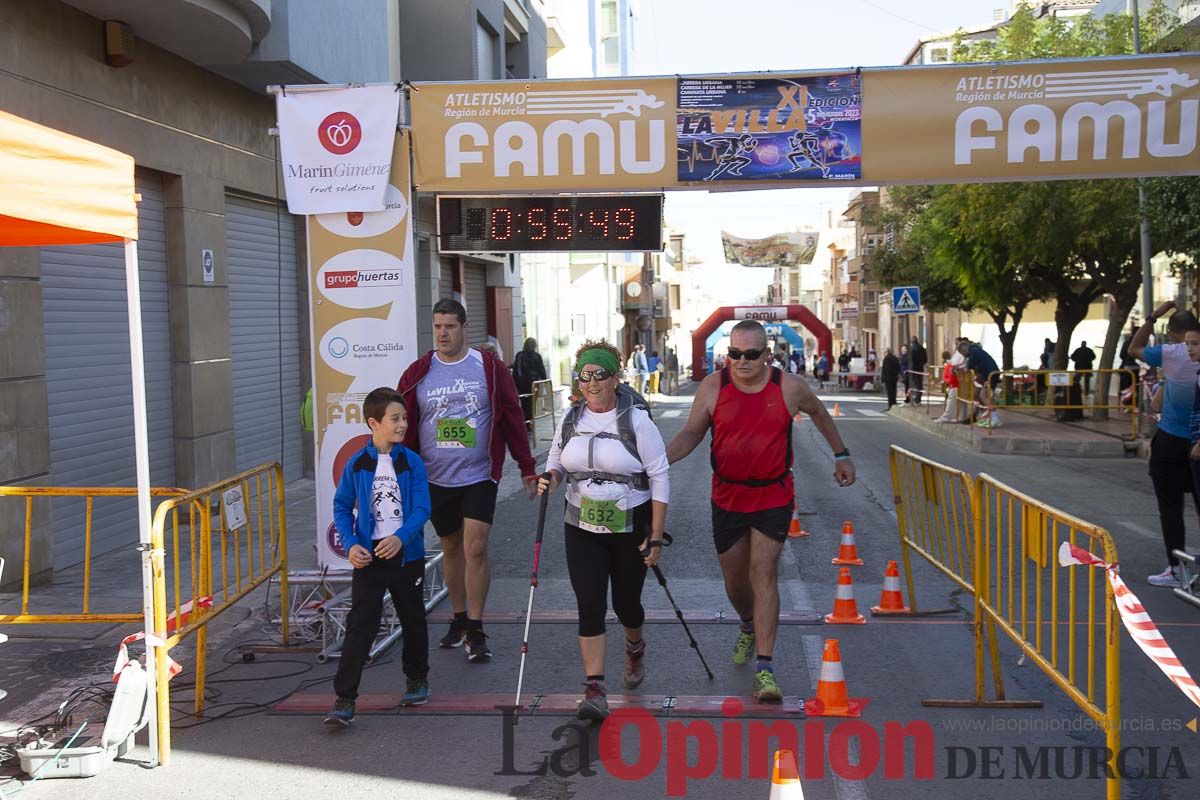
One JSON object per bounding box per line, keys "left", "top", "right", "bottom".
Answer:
{"left": 545, "top": 404, "right": 669, "bottom": 510}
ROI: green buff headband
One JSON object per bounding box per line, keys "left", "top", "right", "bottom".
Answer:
{"left": 575, "top": 348, "right": 621, "bottom": 375}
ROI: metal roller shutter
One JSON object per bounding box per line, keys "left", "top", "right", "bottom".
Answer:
{"left": 463, "top": 264, "right": 488, "bottom": 348}
{"left": 40, "top": 169, "right": 175, "bottom": 569}
{"left": 439, "top": 257, "right": 455, "bottom": 300}
{"left": 225, "top": 195, "right": 302, "bottom": 481}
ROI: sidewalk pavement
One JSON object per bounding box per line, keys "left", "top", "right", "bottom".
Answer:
{"left": 892, "top": 403, "right": 1142, "bottom": 458}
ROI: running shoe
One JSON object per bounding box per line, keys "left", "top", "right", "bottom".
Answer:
{"left": 323, "top": 697, "right": 355, "bottom": 727}
{"left": 623, "top": 639, "right": 646, "bottom": 689}
{"left": 1148, "top": 566, "right": 1182, "bottom": 588}
{"left": 465, "top": 628, "right": 492, "bottom": 662}
{"left": 732, "top": 631, "right": 755, "bottom": 666}
{"left": 578, "top": 681, "right": 610, "bottom": 720}
{"left": 753, "top": 669, "right": 783, "bottom": 703}
{"left": 401, "top": 679, "right": 430, "bottom": 706}
{"left": 439, "top": 617, "right": 467, "bottom": 648}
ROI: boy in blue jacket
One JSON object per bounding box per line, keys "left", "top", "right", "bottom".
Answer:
{"left": 325, "top": 388, "right": 432, "bottom": 726}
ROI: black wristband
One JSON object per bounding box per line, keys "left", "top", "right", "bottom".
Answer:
{"left": 833, "top": 448, "right": 851, "bottom": 460}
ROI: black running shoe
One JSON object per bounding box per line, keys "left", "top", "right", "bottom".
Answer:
{"left": 464, "top": 628, "right": 492, "bottom": 662}
{"left": 439, "top": 617, "right": 467, "bottom": 649}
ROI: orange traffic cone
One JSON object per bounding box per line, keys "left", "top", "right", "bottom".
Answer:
{"left": 787, "top": 509, "right": 810, "bottom": 538}
{"left": 825, "top": 568, "right": 866, "bottom": 624}
{"left": 871, "top": 560, "right": 911, "bottom": 615}
{"left": 803, "top": 638, "right": 868, "bottom": 718}
{"left": 832, "top": 403, "right": 842, "bottom": 417}
{"left": 794, "top": 411, "right": 805, "bottom": 423}
{"left": 831, "top": 520, "right": 863, "bottom": 566}
{"left": 769, "top": 749, "right": 804, "bottom": 799}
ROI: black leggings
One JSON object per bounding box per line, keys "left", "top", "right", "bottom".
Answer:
{"left": 565, "top": 501, "right": 651, "bottom": 637}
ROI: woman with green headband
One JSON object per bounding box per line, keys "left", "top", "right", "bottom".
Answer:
{"left": 539, "top": 338, "right": 670, "bottom": 720}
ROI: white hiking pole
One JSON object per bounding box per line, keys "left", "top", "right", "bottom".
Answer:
{"left": 512, "top": 473, "right": 552, "bottom": 721}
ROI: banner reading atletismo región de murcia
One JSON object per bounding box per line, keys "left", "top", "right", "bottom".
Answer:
{"left": 307, "top": 130, "right": 418, "bottom": 569}
{"left": 277, "top": 85, "right": 400, "bottom": 215}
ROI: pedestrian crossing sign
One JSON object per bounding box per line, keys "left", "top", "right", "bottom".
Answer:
{"left": 892, "top": 286, "right": 920, "bottom": 315}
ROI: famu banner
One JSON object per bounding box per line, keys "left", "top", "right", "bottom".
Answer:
{"left": 410, "top": 77, "right": 677, "bottom": 192}
{"left": 277, "top": 84, "right": 399, "bottom": 214}
{"left": 307, "top": 130, "right": 419, "bottom": 569}
{"left": 863, "top": 54, "right": 1200, "bottom": 183}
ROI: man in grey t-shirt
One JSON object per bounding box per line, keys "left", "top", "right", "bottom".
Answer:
{"left": 397, "top": 299, "right": 537, "bottom": 663}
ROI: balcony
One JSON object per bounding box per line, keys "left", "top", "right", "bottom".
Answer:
{"left": 63, "top": 0, "right": 270, "bottom": 66}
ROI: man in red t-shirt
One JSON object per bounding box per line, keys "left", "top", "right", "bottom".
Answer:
{"left": 667, "top": 320, "right": 855, "bottom": 702}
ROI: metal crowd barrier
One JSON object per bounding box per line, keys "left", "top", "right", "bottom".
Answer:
{"left": 148, "top": 462, "right": 289, "bottom": 764}
{"left": 519, "top": 378, "right": 556, "bottom": 445}
{"left": 976, "top": 474, "right": 1121, "bottom": 800}
{"left": 0, "top": 486, "right": 185, "bottom": 625}
{"left": 985, "top": 369, "right": 1139, "bottom": 438}
{"left": 890, "top": 446, "right": 1122, "bottom": 799}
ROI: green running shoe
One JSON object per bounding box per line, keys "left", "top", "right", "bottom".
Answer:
{"left": 753, "top": 669, "right": 783, "bottom": 703}
{"left": 732, "top": 630, "right": 755, "bottom": 665}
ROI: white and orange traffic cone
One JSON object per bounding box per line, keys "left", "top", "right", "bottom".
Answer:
{"left": 871, "top": 560, "right": 911, "bottom": 615}
{"left": 794, "top": 411, "right": 805, "bottom": 423}
{"left": 825, "top": 567, "right": 866, "bottom": 624}
{"left": 832, "top": 402, "right": 842, "bottom": 417}
{"left": 769, "top": 749, "right": 804, "bottom": 799}
{"left": 831, "top": 520, "right": 863, "bottom": 566}
{"left": 803, "top": 638, "right": 868, "bottom": 718}
{"left": 787, "top": 508, "right": 810, "bottom": 538}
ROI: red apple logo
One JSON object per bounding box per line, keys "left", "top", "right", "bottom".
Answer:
{"left": 347, "top": 212, "right": 364, "bottom": 226}
{"left": 318, "top": 112, "right": 362, "bottom": 155}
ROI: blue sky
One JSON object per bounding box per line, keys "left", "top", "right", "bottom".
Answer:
{"left": 633, "top": 0, "right": 1017, "bottom": 300}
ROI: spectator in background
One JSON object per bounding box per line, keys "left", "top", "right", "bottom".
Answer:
{"left": 907, "top": 337, "right": 928, "bottom": 405}
{"left": 958, "top": 338, "right": 1001, "bottom": 427}
{"left": 1128, "top": 301, "right": 1200, "bottom": 588}
{"left": 899, "top": 345, "right": 911, "bottom": 402}
{"left": 791, "top": 349, "right": 805, "bottom": 376}
{"left": 512, "top": 338, "right": 548, "bottom": 425}
{"left": 647, "top": 350, "right": 663, "bottom": 395}
{"left": 1071, "top": 340, "right": 1097, "bottom": 395}
{"left": 866, "top": 349, "right": 877, "bottom": 374}
{"left": 935, "top": 349, "right": 960, "bottom": 423}
{"left": 1037, "top": 338, "right": 1055, "bottom": 403}
{"left": 881, "top": 348, "right": 901, "bottom": 409}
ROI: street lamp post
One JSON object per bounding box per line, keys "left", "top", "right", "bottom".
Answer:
{"left": 1131, "top": 0, "right": 1156, "bottom": 320}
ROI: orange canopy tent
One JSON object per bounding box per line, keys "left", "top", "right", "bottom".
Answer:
{"left": 0, "top": 109, "right": 165, "bottom": 761}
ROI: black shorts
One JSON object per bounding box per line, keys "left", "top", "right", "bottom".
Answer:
{"left": 711, "top": 501, "right": 793, "bottom": 555}
{"left": 429, "top": 480, "right": 499, "bottom": 537}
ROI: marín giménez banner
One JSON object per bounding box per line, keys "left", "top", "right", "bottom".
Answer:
{"left": 277, "top": 85, "right": 399, "bottom": 215}
{"left": 678, "top": 74, "right": 862, "bottom": 183}
{"left": 722, "top": 231, "right": 819, "bottom": 268}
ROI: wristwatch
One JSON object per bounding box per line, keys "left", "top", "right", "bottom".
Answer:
{"left": 833, "top": 448, "right": 852, "bottom": 461}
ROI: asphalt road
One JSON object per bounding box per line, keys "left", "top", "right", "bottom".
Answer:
{"left": 9, "top": 387, "right": 1200, "bottom": 800}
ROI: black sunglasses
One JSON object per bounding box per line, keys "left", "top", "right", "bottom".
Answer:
{"left": 578, "top": 368, "right": 615, "bottom": 382}
{"left": 727, "top": 347, "right": 767, "bottom": 361}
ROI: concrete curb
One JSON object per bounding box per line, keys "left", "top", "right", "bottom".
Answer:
{"left": 891, "top": 406, "right": 1134, "bottom": 458}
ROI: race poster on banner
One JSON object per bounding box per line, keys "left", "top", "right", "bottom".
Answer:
{"left": 677, "top": 73, "right": 862, "bottom": 183}
{"left": 276, "top": 85, "right": 400, "bottom": 215}
{"left": 862, "top": 54, "right": 1200, "bottom": 184}
{"left": 306, "top": 130, "right": 419, "bottom": 569}
{"left": 409, "top": 78, "right": 677, "bottom": 192}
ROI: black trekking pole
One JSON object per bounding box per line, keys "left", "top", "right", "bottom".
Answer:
{"left": 511, "top": 473, "right": 552, "bottom": 720}
{"left": 647, "top": 535, "right": 714, "bottom": 680}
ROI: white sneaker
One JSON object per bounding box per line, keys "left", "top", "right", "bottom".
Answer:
{"left": 1147, "top": 566, "right": 1182, "bottom": 588}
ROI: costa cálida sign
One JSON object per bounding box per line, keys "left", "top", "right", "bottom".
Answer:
{"left": 410, "top": 54, "right": 1200, "bottom": 192}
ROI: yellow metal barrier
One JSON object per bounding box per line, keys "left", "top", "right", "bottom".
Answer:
{"left": 976, "top": 474, "right": 1121, "bottom": 800}
{"left": 148, "top": 462, "right": 289, "bottom": 765}
{"left": 520, "top": 378, "right": 556, "bottom": 446}
{"left": 0, "top": 486, "right": 184, "bottom": 625}
{"left": 986, "top": 369, "right": 1139, "bottom": 438}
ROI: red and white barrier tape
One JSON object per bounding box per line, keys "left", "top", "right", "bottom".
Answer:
{"left": 113, "top": 595, "right": 213, "bottom": 682}
{"left": 1058, "top": 542, "right": 1200, "bottom": 709}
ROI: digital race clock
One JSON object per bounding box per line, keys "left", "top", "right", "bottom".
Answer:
{"left": 436, "top": 195, "right": 663, "bottom": 253}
